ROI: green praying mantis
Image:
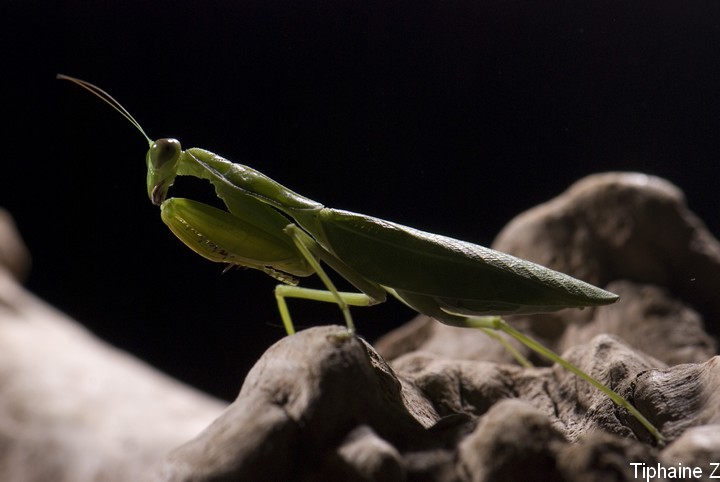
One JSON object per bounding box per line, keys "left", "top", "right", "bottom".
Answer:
{"left": 57, "top": 74, "right": 664, "bottom": 445}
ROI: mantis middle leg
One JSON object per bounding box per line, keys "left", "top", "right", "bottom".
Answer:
{"left": 276, "top": 224, "right": 386, "bottom": 335}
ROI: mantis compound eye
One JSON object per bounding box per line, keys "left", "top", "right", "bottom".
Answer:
{"left": 150, "top": 138, "right": 182, "bottom": 169}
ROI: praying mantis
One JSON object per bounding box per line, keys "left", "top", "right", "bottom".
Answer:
{"left": 57, "top": 74, "right": 664, "bottom": 444}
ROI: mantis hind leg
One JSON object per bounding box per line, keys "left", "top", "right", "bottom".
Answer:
{"left": 391, "top": 289, "right": 665, "bottom": 445}
{"left": 463, "top": 317, "right": 665, "bottom": 445}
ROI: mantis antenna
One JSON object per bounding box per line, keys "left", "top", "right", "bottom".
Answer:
{"left": 57, "top": 74, "right": 152, "bottom": 147}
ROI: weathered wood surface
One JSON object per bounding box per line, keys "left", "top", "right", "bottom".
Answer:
{"left": 1, "top": 173, "right": 719, "bottom": 481}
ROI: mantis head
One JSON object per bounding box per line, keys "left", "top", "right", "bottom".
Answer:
{"left": 147, "top": 138, "right": 181, "bottom": 205}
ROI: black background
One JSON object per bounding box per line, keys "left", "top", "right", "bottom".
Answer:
{"left": 3, "top": 1, "right": 719, "bottom": 400}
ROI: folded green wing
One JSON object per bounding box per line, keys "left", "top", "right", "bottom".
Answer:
{"left": 314, "top": 209, "right": 618, "bottom": 315}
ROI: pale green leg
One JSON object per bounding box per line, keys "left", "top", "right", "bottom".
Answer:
{"left": 476, "top": 326, "right": 533, "bottom": 368}
{"left": 274, "top": 285, "right": 375, "bottom": 335}
{"left": 276, "top": 224, "right": 378, "bottom": 335}
{"left": 464, "top": 316, "right": 665, "bottom": 446}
